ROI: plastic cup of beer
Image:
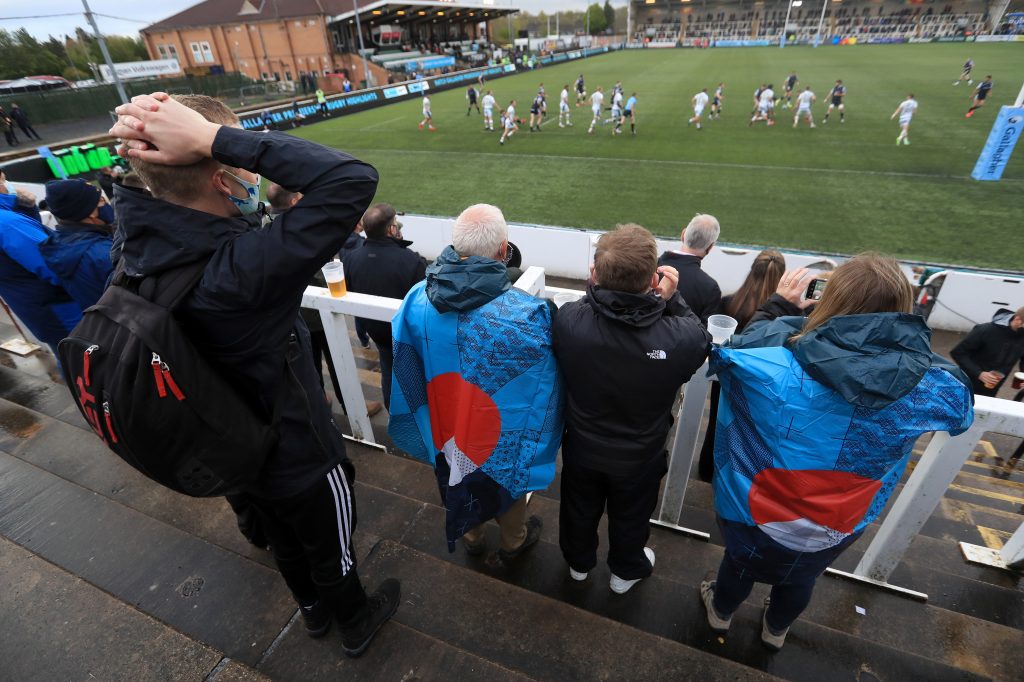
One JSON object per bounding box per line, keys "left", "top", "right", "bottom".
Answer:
{"left": 1013, "top": 372, "right": 1024, "bottom": 390}
{"left": 985, "top": 371, "right": 1005, "bottom": 390}
{"left": 322, "top": 260, "right": 347, "bottom": 298}
{"left": 707, "top": 314, "right": 739, "bottom": 345}
{"left": 553, "top": 292, "right": 577, "bottom": 308}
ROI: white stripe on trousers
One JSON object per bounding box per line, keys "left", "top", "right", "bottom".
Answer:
{"left": 326, "top": 465, "right": 354, "bottom": 574}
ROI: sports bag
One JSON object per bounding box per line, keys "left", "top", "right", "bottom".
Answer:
{"left": 58, "top": 260, "right": 278, "bottom": 496}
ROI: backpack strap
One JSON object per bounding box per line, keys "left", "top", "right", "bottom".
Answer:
{"left": 115, "top": 259, "right": 210, "bottom": 311}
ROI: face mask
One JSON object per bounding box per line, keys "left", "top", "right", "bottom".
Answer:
{"left": 224, "top": 171, "right": 261, "bottom": 216}
{"left": 97, "top": 204, "right": 115, "bottom": 224}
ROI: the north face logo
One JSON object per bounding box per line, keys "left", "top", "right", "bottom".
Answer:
{"left": 647, "top": 350, "right": 667, "bottom": 360}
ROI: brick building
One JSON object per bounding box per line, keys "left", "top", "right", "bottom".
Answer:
{"left": 141, "top": 0, "right": 359, "bottom": 84}
{"left": 141, "top": 1, "right": 518, "bottom": 85}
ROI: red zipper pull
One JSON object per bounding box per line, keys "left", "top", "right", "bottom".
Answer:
{"left": 103, "top": 401, "right": 119, "bottom": 444}
{"left": 160, "top": 362, "right": 185, "bottom": 401}
{"left": 151, "top": 353, "right": 167, "bottom": 398}
{"left": 83, "top": 345, "right": 98, "bottom": 387}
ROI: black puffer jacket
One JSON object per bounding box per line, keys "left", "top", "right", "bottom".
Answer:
{"left": 343, "top": 236, "right": 427, "bottom": 345}
{"left": 951, "top": 308, "right": 1024, "bottom": 395}
{"left": 115, "top": 127, "right": 378, "bottom": 499}
{"left": 553, "top": 286, "right": 711, "bottom": 474}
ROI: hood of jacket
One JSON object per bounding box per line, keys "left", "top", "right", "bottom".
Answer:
{"left": 113, "top": 184, "right": 262, "bottom": 276}
{"left": 425, "top": 245, "right": 510, "bottom": 313}
{"left": 38, "top": 223, "right": 111, "bottom": 279}
{"left": 732, "top": 312, "right": 949, "bottom": 409}
{"left": 586, "top": 285, "right": 667, "bottom": 328}
{"left": 991, "top": 307, "right": 1020, "bottom": 328}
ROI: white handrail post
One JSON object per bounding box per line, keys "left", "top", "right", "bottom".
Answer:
{"left": 318, "top": 308, "right": 377, "bottom": 445}
{"left": 654, "top": 363, "right": 711, "bottom": 539}
{"left": 513, "top": 266, "right": 546, "bottom": 296}
{"left": 999, "top": 521, "right": 1024, "bottom": 570}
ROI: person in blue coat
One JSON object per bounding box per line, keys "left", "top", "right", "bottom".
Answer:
{"left": 699, "top": 254, "right": 974, "bottom": 651}
{"left": 0, "top": 183, "right": 80, "bottom": 356}
{"left": 38, "top": 179, "right": 115, "bottom": 310}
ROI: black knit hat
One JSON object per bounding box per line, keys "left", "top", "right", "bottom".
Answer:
{"left": 45, "top": 179, "right": 102, "bottom": 222}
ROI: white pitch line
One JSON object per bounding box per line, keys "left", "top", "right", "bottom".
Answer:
{"left": 344, "top": 147, "right": 1015, "bottom": 182}
{"left": 358, "top": 116, "right": 407, "bottom": 131}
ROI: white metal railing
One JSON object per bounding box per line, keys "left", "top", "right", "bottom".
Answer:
{"left": 302, "top": 264, "right": 1024, "bottom": 596}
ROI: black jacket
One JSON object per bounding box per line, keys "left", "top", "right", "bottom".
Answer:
{"left": 553, "top": 286, "right": 711, "bottom": 474}
{"left": 114, "top": 127, "right": 378, "bottom": 499}
{"left": 342, "top": 236, "right": 426, "bottom": 344}
{"left": 656, "top": 251, "right": 722, "bottom": 326}
{"left": 951, "top": 308, "right": 1024, "bottom": 395}
{"left": 745, "top": 293, "right": 804, "bottom": 328}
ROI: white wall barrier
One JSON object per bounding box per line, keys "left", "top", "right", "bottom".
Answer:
{"left": 398, "top": 213, "right": 1021, "bottom": 333}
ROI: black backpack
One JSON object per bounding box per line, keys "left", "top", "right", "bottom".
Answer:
{"left": 58, "top": 261, "right": 278, "bottom": 496}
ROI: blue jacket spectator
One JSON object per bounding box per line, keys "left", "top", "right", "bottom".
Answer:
{"left": 700, "top": 255, "right": 974, "bottom": 651}
{"left": 0, "top": 191, "right": 81, "bottom": 352}
{"left": 39, "top": 179, "right": 115, "bottom": 310}
{"left": 388, "top": 204, "right": 561, "bottom": 558}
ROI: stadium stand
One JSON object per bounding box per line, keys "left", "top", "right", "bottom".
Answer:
{"left": 630, "top": 0, "right": 1000, "bottom": 44}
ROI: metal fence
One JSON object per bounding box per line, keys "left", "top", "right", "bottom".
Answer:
{"left": 0, "top": 73, "right": 253, "bottom": 126}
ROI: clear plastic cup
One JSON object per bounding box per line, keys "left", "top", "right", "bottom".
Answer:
{"left": 553, "top": 292, "right": 578, "bottom": 308}
{"left": 321, "top": 260, "right": 347, "bottom": 298}
{"left": 707, "top": 314, "right": 739, "bottom": 344}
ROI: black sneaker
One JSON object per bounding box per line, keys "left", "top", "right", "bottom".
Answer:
{"left": 341, "top": 579, "right": 401, "bottom": 658}
{"left": 497, "top": 515, "right": 543, "bottom": 563}
{"left": 299, "top": 601, "right": 332, "bottom": 638}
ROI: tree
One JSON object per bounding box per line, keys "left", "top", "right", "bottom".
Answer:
{"left": 603, "top": 0, "right": 616, "bottom": 32}
{"left": 585, "top": 3, "right": 608, "bottom": 35}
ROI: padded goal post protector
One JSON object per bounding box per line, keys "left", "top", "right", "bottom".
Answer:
{"left": 971, "top": 105, "right": 1024, "bottom": 182}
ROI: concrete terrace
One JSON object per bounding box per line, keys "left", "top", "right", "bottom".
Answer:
{"left": 0, "top": 291, "right": 1022, "bottom": 681}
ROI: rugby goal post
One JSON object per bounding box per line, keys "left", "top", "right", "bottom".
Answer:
{"left": 970, "top": 80, "right": 1024, "bottom": 181}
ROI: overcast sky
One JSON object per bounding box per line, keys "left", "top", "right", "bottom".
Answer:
{"left": 3, "top": 0, "right": 611, "bottom": 41}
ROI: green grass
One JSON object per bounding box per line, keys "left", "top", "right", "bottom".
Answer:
{"left": 291, "top": 45, "right": 1024, "bottom": 271}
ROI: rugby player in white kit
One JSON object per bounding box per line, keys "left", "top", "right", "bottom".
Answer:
{"left": 559, "top": 84, "right": 572, "bottom": 127}
{"left": 891, "top": 93, "right": 918, "bottom": 146}
{"left": 689, "top": 88, "right": 710, "bottom": 129}
{"left": 793, "top": 86, "right": 816, "bottom": 128}
{"left": 587, "top": 87, "right": 605, "bottom": 134}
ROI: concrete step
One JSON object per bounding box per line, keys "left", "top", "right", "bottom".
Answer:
{"left": 0, "top": 402, "right": 555, "bottom": 680}
{"left": 346, "top": 448, "right": 1024, "bottom": 680}
{"left": 346, "top": 446, "right": 1024, "bottom": 619}
{"left": 353, "top": 539, "right": 779, "bottom": 682}
{"left": 0, "top": 451, "right": 297, "bottom": 667}
{"left": 0, "top": 535, "right": 257, "bottom": 682}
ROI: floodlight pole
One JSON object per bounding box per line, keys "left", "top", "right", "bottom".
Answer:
{"left": 813, "top": 0, "right": 829, "bottom": 47}
{"left": 352, "top": 0, "right": 372, "bottom": 88}
{"left": 82, "top": 0, "right": 128, "bottom": 105}
{"left": 780, "top": 0, "right": 794, "bottom": 48}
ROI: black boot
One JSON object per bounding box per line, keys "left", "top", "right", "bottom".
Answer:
{"left": 340, "top": 578, "right": 401, "bottom": 658}
{"left": 300, "top": 601, "right": 332, "bottom": 638}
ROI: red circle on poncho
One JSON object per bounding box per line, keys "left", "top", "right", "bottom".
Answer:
{"left": 427, "top": 372, "right": 502, "bottom": 466}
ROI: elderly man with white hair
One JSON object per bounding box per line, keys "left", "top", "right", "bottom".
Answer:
{"left": 387, "top": 204, "right": 564, "bottom": 562}
{"left": 657, "top": 213, "right": 723, "bottom": 326}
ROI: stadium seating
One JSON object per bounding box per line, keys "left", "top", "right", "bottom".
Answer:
{"left": 632, "top": 1, "right": 992, "bottom": 43}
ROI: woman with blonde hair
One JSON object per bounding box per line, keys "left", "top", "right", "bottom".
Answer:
{"left": 700, "top": 253, "right": 974, "bottom": 651}
{"left": 698, "top": 250, "right": 787, "bottom": 481}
